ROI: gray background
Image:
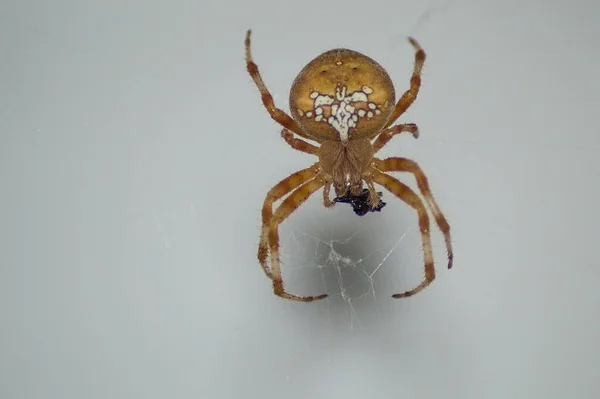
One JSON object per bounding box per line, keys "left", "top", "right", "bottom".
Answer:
{"left": 2, "top": 0, "right": 599, "bottom": 398}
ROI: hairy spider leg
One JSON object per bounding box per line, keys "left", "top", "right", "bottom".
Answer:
{"left": 245, "top": 30, "right": 320, "bottom": 143}
{"left": 281, "top": 129, "right": 319, "bottom": 155}
{"left": 258, "top": 165, "right": 320, "bottom": 278}
{"left": 382, "top": 37, "right": 426, "bottom": 130}
{"left": 375, "top": 157, "right": 453, "bottom": 269}
{"left": 371, "top": 123, "right": 420, "bottom": 153}
{"left": 268, "top": 177, "right": 328, "bottom": 302}
{"left": 370, "top": 168, "right": 435, "bottom": 298}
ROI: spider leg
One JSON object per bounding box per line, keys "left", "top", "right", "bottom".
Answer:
{"left": 258, "top": 164, "right": 320, "bottom": 278}
{"left": 371, "top": 123, "right": 419, "bottom": 153}
{"left": 370, "top": 168, "right": 435, "bottom": 298}
{"left": 245, "top": 30, "right": 320, "bottom": 142}
{"left": 269, "top": 176, "right": 328, "bottom": 302}
{"left": 281, "top": 129, "right": 319, "bottom": 155}
{"left": 375, "top": 157, "right": 453, "bottom": 269}
{"left": 383, "top": 37, "right": 425, "bottom": 129}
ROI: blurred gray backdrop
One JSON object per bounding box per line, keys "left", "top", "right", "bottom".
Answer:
{"left": 1, "top": 0, "right": 599, "bottom": 398}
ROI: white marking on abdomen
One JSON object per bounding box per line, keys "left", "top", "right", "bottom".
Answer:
{"left": 303, "top": 85, "right": 381, "bottom": 141}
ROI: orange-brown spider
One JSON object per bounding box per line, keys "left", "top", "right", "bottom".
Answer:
{"left": 246, "top": 30, "right": 453, "bottom": 302}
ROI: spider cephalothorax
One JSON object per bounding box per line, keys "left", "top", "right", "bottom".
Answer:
{"left": 246, "top": 30, "right": 453, "bottom": 302}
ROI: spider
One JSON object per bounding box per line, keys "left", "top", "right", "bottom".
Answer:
{"left": 245, "top": 30, "right": 453, "bottom": 302}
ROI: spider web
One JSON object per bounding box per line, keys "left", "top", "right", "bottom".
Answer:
{"left": 278, "top": 199, "right": 421, "bottom": 329}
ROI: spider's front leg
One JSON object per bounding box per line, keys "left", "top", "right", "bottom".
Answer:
{"left": 268, "top": 177, "right": 328, "bottom": 302}
{"left": 258, "top": 165, "right": 320, "bottom": 278}
{"left": 375, "top": 157, "right": 453, "bottom": 269}
{"left": 370, "top": 167, "right": 436, "bottom": 298}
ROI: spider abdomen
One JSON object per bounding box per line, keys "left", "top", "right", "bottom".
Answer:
{"left": 289, "top": 49, "right": 396, "bottom": 142}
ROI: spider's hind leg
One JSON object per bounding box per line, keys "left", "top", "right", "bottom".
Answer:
{"left": 382, "top": 37, "right": 426, "bottom": 129}
{"left": 245, "top": 30, "right": 317, "bottom": 142}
